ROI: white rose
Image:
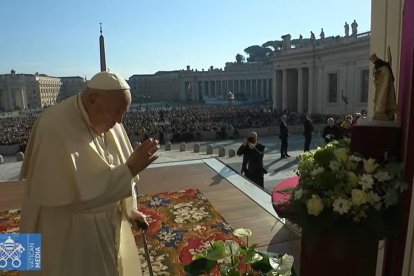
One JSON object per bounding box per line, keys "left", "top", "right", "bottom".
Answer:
{"left": 363, "top": 158, "right": 379, "bottom": 173}
{"left": 351, "top": 189, "right": 368, "bottom": 206}
{"left": 374, "top": 171, "right": 392, "bottom": 182}
{"left": 306, "top": 195, "right": 324, "bottom": 216}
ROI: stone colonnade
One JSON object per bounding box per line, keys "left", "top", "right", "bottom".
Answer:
{"left": 181, "top": 78, "right": 273, "bottom": 102}
{"left": 272, "top": 67, "right": 313, "bottom": 113}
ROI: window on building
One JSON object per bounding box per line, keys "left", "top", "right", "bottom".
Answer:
{"left": 328, "top": 73, "right": 338, "bottom": 103}
{"left": 360, "top": 69, "right": 369, "bottom": 102}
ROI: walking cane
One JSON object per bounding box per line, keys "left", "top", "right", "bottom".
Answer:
{"left": 136, "top": 221, "right": 154, "bottom": 276}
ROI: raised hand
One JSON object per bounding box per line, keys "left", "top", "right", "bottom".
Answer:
{"left": 126, "top": 138, "right": 160, "bottom": 176}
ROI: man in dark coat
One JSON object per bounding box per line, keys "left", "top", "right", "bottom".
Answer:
{"left": 279, "top": 115, "right": 290, "bottom": 158}
{"left": 303, "top": 113, "right": 314, "bottom": 152}
{"left": 237, "top": 131, "right": 266, "bottom": 188}
{"left": 322, "top": 117, "right": 342, "bottom": 143}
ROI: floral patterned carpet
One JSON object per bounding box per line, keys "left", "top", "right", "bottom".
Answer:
{"left": 0, "top": 209, "right": 20, "bottom": 276}
{"left": 0, "top": 189, "right": 244, "bottom": 276}
{"left": 133, "top": 188, "right": 245, "bottom": 275}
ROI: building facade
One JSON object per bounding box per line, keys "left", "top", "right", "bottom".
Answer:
{"left": 270, "top": 32, "right": 370, "bottom": 115}
{"left": 129, "top": 71, "right": 181, "bottom": 104}
{"left": 57, "top": 76, "right": 87, "bottom": 102}
{"left": 129, "top": 30, "right": 370, "bottom": 115}
{"left": 0, "top": 70, "right": 62, "bottom": 111}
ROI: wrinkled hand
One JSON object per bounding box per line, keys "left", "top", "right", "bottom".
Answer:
{"left": 127, "top": 138, "right": 160, "bottom": 176}
{"left": 130, "top": 208, "right": 149, "bottom": 230}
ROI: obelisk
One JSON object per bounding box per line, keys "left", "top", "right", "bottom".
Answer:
{"left": 99, "top": 22, "right": 106, "bottom": 72}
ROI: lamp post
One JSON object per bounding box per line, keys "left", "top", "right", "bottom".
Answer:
{"left": 144, "top": 93, "right": 150, "bottom": 110}
{"left": 137, "top": 94, "right": 143, "bottom": 110}
{"left": 227, "top": 91, "right": 235, "bottom": 105}
{"left": 138, "top": 93, "right": 150, "bottom": 110}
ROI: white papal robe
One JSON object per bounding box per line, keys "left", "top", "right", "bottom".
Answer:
{"left": 20, "top": 95, "right": 142, "bottom": 276}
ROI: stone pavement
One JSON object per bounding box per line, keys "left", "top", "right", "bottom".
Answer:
{"left": 0, "top": 134, "right": 325, "bottom": 193}
{"left": 156, "top": 134, "right": 324, "bottom": 193}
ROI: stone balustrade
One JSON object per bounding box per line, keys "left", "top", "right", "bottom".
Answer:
{"left": 193, "top": 143, "right": 200, "bottom": 153}
{"left": 218, "top": 146, "right": 226, "bottom": 157}
{"left": 179, "top": 143, "right": 186, "bottom": 152}
{"left": 16, "top": 152, "right": 24, "bottom": 162}
{"left": 206, "top": 145, "right": 213, "bottom": 155}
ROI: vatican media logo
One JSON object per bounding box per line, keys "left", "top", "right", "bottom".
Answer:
{"left": 0, "top": 234, "right": 41, "bottom": 271}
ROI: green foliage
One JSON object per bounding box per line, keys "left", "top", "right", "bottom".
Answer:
{"left": 262, "top": 40, "right": 282, "bottom": 51}
{"left": 313, "top": 147, "right": 335, "bottom": 169}
{"left": 184, "top": 258, "right": 218, "bottom": 275}
{"left": 244, "top": 45, "right": 272, "bottom": 62}
{"left": 184, "top": 229, "right": 295, "bottom": 276}
{"left": 235, "top": 54, "right": 245, "bottom": 64}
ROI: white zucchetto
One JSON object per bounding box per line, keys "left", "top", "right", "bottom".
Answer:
{"left": 87, "top": 71, "right": 130, "bottom": 91}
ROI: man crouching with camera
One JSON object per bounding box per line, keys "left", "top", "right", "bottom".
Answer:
{"left": 236, "top": 131, "right": 266, "bottom": 189}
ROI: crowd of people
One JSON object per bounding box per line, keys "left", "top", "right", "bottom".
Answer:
{"left": 0, "top": 103, "right": 361, "bottom": 147}
{"left": 0, "top": 115, "right": 37, "bottom": 146}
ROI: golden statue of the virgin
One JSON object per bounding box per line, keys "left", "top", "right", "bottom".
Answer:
{"left": 369, "top": 47, "right": 397, "bottom": 120}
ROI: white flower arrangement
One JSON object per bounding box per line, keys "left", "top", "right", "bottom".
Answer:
{"left": 285, "top": 139, "right": 406, "bottom": 237}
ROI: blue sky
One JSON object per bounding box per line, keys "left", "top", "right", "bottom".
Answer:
{"left": 0, "top": 0, "right": 371, "bottom": 79}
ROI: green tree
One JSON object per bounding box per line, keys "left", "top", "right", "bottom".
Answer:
{"left": 244, "top": 45, "right": 272, "bottom": 62}
{"left": 262, "top": 40, "right": 283, "bottom": 51}
{"left": 235, "top": 53, "right": 245, "bottom": 64}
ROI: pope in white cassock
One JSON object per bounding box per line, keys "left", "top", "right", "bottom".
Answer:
{"left": 19, "top": 71, "right": 160, "bottom": 276}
